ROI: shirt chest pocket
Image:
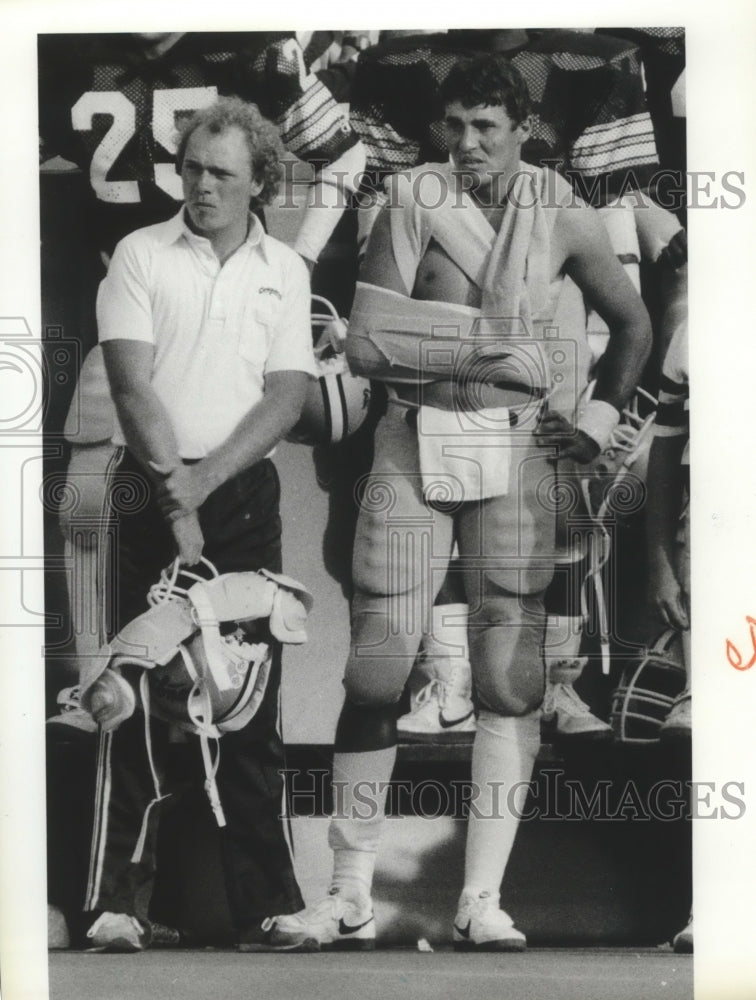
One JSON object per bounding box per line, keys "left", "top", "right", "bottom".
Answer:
{"left": 237, "top": 304, "right": 277, "bottom": 368}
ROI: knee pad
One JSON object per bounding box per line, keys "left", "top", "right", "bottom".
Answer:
{"left": 469, "top": 593, "right": 546, "bottom": 716}
{"left": 344, "top": 603, "right": 425, "bottom": 706}
{"left": 335, "top": 700, "right": 398, "bottom": 753}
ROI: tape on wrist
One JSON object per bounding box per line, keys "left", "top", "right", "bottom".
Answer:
{"left": 577, "top": 399, "right": 621, "bottom": 451}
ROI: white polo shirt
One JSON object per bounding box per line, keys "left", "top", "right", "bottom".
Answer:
{"left": 97, "top": 209, "right": 317, "bottom": 458}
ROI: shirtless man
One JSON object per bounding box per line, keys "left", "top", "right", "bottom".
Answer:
{"left": 267, "top": 54, "right": 652, "bottom": 952}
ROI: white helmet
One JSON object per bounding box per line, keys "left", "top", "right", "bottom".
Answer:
{"left": 79, "top": 559, "right": 313, "bottom": 828}
{"left": 288, "top": 295, "right": 372, "bottom": 446}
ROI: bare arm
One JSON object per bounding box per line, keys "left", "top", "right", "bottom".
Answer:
{"left": 632, "top": 193, "right": 687, "bottom": 269}
{"left": 538, "top": 204, "right": 653, "bottom": 463}
{"left": 102, "top": 338, "right": 204, "bottom": 564}
{"left": 356, "top": 204, "right": 410, "bottom": 293}
{"left": 562, "top": 204, "right": 653, "bottom": 410}
{"left": 148, "top": 370, "right": 309, "bottom": 523}
{"left": 102, "top": 339, "right": 181, "bottom": 472}
{"left": 183, "top": 369, "right": 309, "bottom": 505}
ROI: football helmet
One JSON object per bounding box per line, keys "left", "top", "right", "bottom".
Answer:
{"left": 610, "top": 629, "right": 687, "bottom": 744}
{"left": 80, "top": 558, "right": 313, "bottom": 826}
{"left": 288, "top": 295, "right": 372, "bottom": 445}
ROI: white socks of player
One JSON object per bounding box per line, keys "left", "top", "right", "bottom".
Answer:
{"left": 462, "top": 709, "right": 541, "bottom": 898}
{"left": 328, "top": 746, "right": 397, "bottom": 901}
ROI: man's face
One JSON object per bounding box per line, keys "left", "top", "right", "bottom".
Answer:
{"left": 444, "top": 101, "right": 529, "bottom": 196}
{"left": 181, "top": 125, "right": 262, "bottom": 241}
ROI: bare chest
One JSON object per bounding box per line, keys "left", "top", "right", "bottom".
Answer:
{"left": 412, "top": 228, "right": 567, "bottom": 307}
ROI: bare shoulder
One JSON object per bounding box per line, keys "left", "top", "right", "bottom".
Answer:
{"left": 358, "top": 206, "right": 407, "bottom": 293}
{"left": 552, "top": 201, "right": 614, "bottom": 273}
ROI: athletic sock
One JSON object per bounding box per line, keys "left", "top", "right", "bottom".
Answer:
{"left": 463, "top": 710, "right": 541, "bottom": 897}
{"left": 328, "top": 746, "right": 397, "bottom": 900}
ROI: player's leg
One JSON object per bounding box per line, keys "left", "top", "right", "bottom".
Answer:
{"left": 452, "top": 441, "right": 553, "bottom": 951}
{"left": 267, "top": 405, "right": 453, "bottom": 949}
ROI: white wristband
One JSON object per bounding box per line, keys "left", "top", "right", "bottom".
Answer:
{"left": 577, "top": 399, "right": 621, "bottom": 451}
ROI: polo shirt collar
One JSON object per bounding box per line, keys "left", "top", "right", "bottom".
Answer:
{"left": 162, "top": 207, "right": 269, "bottom": 262}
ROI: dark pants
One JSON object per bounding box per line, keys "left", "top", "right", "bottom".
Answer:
{"left": 85, "top": 449, "right": 304, "bottom": 936}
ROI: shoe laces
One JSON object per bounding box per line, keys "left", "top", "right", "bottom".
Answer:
{"left": 461, "top": 890, "right": 502, "bottom": 918}
{"left": 306, "top": 889, "right": 364, "bottom": 925}
{"left": 543, "top": 681, "right": 593, "bottom": 718}
{"left": 414, "top": 678, "right": 447, "bottom": 711}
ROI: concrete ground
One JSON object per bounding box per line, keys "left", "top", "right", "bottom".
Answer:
{"left": 49, "top": 947, "right": 693, "bottom": 1000}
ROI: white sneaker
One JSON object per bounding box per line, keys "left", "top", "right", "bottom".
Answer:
{"left": 398, "top": 669, "right": 476, "bottom": 741}
{"left": 263, "top": 889, "right": 375, "bottom": 951}
{"left": 46, "top": 685, "right": 97, "bottom": 734}
{"left": 86, "top": 912, "right": 148, "bottom": 952}
{"left": 661, "top": 692, "right": 691, "bottom": 741}
{"left": 672, "top": 914, "right": 693, "bottom": 953}
{"left": 453, "top": 890, "right": 526, "bottom": 952}
{"left": 542, "top": 673, "right": 612, "bottom": 741}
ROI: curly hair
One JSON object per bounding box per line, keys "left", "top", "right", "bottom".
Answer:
{"left": 440, "top": 54, "right": 531, "bottom": 126}
{"left": 176, "top": 96, "right": 285, "bottom": 206}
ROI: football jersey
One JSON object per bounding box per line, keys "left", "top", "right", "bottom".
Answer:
{"left": 597, "top": 28, "right": 686, "bottom": 217}
{"left": 38, "top": 32, "right": 359, "bottom": 254}
{"left": 343, "top": 29, "right": 660, "bottom": 206}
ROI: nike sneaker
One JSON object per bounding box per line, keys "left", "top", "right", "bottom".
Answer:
{"left": 452, "top": 890, "right": 526, "bottom": 951}
{"left": 397, "top": 668, "right": 476, "bottom": 742}
{"left": 262, "top": 888, "right": 375, "bottom": 951}
{"left": 542, "top": 659, "right": 612, "bottom": 741}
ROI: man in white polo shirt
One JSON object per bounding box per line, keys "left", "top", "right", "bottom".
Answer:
{"left": 83, "top": 97, "right": 318, "bottom": 951}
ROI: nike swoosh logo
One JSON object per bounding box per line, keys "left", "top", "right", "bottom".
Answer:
{"left": 339, "top": 915, "right": 374, "bottom": 936}
{"left": 439, "top": 711, "right": 474, "bottom": 730}
{"left": 454, "top": 920, "right": 472, "bottom": 939}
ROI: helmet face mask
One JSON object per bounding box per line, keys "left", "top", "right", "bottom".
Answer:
{"left": 147, "top": 626, "right": 273, "bottom": 735}
{"left": 80, "top": 558, "right": 312, "bottom": 738}
{"left": 610, "top": 630, "right": 687, "bottom": 744}
{"left": 79, "top": 561, "right": 313, "bottom": 829}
